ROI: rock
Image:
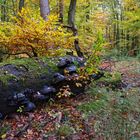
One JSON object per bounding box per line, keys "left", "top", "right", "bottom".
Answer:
{"left": 23, "top": 88, "right": 36, "bottom": 98}
{"left": 24, "top": 102, "right": 36, "bottom": 112}
{"left": 53, "top": 73, "right": 66, "bottom": 84}
{"left": 0, "top": 64, "right": 28, "bottom": 77}
{"left": 57, "top": 58, "right": 72, "bottom": 68}
{"left": 23, "top": 89, "right": 47, "bottom": 102}
{"left": 65, "top": 65, "right": 77, "bottom": 74}
{"left": 33, "top": 92, "right": 47, "bottom": 102}
{"left": 40, "top": 86, "right": 56, "bottom": 96}
{"left": 0, "top": 56, "right": 87, "bottom": 116}
{"left": 57, "top": 56, "right": 85, "bottom": 68}
{"left": 0, "top": 58, "right": 58, "bottom": 115}
{"left": 7, "top": 92, "right": 28, "bottom": 107}
{"left": 13, "top": 93, "right": 26, "bottom": 102}
{"left": 90, "top": 71, "right": 104, "bottom": 80}
{"left": 20, "top": 98, "right": 30, "bottom": 105}
{"left": 7, "top": 98, "right": 17, "bottom": 107}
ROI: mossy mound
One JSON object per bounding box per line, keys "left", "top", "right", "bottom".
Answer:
{"left": 0, "top": 55, "right": 86, "bottom": 116}
{"left": 0, "top": 57, "right": 59, "bottom": 115}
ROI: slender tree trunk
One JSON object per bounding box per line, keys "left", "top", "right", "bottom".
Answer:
{"left": 85, "top": 1, "right": 90, "bottom": 22}
{"left": 68, "top": 0, "right": 83, "bottom": 57}
{"left": 116, "top": 13, "right": 120, "bottom": 49}
{"left": 19, "top": 0, "right": 24, "bottom": 12}
{"left": 12, "top": 0, "right": 16, "bottom": 15}
{"left": 1, "top": 0, "right": 6, "bottom": 21}
{"left": 40, "top": 0, "right": 50, "bottom": 21}
{"left": 68, "top": 0, "right": 76, "bottom": 27}
{"left": 59, "top": 0, "right": 64, "bottom": 23}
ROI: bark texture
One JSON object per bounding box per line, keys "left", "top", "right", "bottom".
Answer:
{"left": 59, "top": 0, "right": 64, "bottom": 23}
{"left": 68, "top": 0, "right": 83, "bottom": 58}
{"left": 40, "top": 0, "right": 50, "bottom": 21}
{"left": 19, "top": 0, "right": 24, "bottom": 12}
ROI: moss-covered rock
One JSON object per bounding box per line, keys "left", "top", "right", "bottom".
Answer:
{"left": 0, "top": 57, "right": 59, "bottom": 115}
{"left": 0, "top": 55, "right": 86, "bottom": 116}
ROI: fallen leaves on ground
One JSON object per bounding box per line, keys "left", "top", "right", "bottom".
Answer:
{"left": 1, "top": 58, "right": 140, "bottom": 140}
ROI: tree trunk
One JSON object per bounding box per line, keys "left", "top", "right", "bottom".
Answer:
{"left": 59, "top": 0, "right": 64, "bottom": 23}
{"left": 40, "top": 0, "right": 50, "bottom": 21}
{"left": 68, "top": 0, "right": 76, "bottom": 27}
{"left": 1, "top": 0, "right": 6, "bottom": 21}
{"left": 19, "top": 0, "right": 24, "bottom": 12}
{"left": 68, "top": 0, "right": 83, "bottom": 57}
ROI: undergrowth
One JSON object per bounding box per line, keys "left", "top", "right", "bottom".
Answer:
{"left": 78, "top": 78, "right": 140, "bottom": 139}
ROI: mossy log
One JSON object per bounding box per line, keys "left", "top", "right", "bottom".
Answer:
{"left": 0, "top": 56, "right": 88, "bottom": 117}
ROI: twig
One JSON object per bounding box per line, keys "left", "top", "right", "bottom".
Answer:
{"left": 14, "top": 114, "right": 33, "bottom": 137}
{"left": 14, "top": 124, "right": 30, "bottom": 137}
{"left": 40, "top": 117, "right": 57, "bottom": 127}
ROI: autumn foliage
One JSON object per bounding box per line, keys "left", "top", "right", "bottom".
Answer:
{"left": 0, "top": 8, "right": 74, "bottom": 57}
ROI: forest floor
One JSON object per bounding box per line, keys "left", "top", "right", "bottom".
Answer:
{"left": 0, "top": 57, "right": 140, "bottom": 140}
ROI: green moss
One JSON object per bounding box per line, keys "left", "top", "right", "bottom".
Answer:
{"left": 0, "top": 72, "right": 17, "bottom": 85}
{"left": 57, "top": 123, "right": 74, "bottom": 136}
{"left": 98, "top": 72, "right": 122, "bottom": 85}
{"left": 0, "top": 57, "right": 59, "bottom": 86}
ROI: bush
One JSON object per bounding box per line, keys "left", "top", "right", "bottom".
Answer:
{"left": 0, "top": 8, "right": 74, "bottom": 57}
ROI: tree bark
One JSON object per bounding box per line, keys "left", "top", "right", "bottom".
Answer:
{"left": 68, "top": 0, "right": 76, "bottom": 27}
{"left": 68, "top": 0, "right": 83, "bottom": 57}
{"left": 40, "top": 0, "right": 50, "bottom": 21}
{"left": 19, "top": 0, "right": 24, "bottom": 12}
{"left": 1, "top": 0, "right": 7, "bottom": 21}
{"left": 59, "top": 0, "right": 64, "bottom": 23}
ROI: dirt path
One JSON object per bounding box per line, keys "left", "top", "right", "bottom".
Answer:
{"left": 101, "top": 58, "right": 140, "bottom": 87}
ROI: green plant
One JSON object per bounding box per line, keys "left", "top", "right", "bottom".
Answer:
{"left": 0, "top": 72, "right": 17, "bottom": 86}
{"left": 85, "top": 31, "right": 105, "bottom": 74}
{"left": 17, "top": 106, "right": 24, "bottom": 113}
{"left": 57, "top": 123, "right": 74, "bottom": 137}
{"left": 78, "top": 82, "right": 140, "bottom": 139}
{"left": 98, "top": 72, "right": 122, "bottom": 88}
{"left": 0, "top": 124, "right": 11, "bottom": 138}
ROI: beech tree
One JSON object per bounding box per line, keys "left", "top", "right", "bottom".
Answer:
{"left": 40, "top": 0, "right": 50, "bottom": 20}
{"left": 68, "top": 0, "right": 83, "bottom": 57}
{"left": 59, "top": 0, "right": 64, "bottom": 23}
{"left": 1, "top": 0, "right": 7, "bottom": 21}
{"left": 19, "top": 0, "right": 24, "bottom": 12}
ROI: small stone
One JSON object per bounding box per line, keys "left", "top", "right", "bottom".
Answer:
{"left": 13, "top": 93, "right": 26, "bottom": 102}
{"left": 20, "top": 98, "right": 30, "bottom": 105}
{"left": 23, "top": 88, "right": 35, "bottom": 97}
{"left": 65, "top": 65, "right": 77, "bottom": 74}
{"left": 91, "top": 71, "right": 104, "bottom": 80}
{"left": 33, "top": 92, "right": 47, "bottom": 101}
{"left": 24, "top": 102, "right": 36, "bottom": 112}
{"left": 57, "top": 58, "right": 72, "bottom": 68}
{"left": 53, "top": 73, "right": 66, "bottom": 84}
{"left": 40, "top": 86, "right": 56, "bottom": 95}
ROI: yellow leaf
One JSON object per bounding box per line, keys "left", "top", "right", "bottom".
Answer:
{"left": 76, "top": 83, "right": 82, "bottom": 87}
{"left": 1, "top": 134, "right": 6, "bottom": 139}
